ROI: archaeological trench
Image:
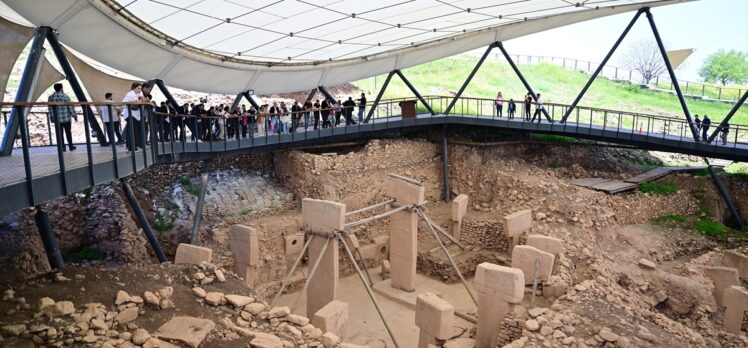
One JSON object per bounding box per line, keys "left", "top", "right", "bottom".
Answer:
{"left": 0, "top": 134, "right": 747, "bottom": 348}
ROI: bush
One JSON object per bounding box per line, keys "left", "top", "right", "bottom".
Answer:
{"left": 530, "top": 134, "right": 576, "bottom": 143}
{"left": 178, "top": 175, "right": 192, "bottom": 187}
{"left": 696, "top": 219, "right": 727, "bottom": 236}
{"left": 639, "top": 182, "right": 678, "bottom": 195}
{"left": 68, "top": 246, "right": 104, "bottom": 263}
{"left": 152, "top": 214, "right": 174, "bottom": 232}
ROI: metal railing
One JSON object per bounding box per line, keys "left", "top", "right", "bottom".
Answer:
{"left": 0, "top": 96, "right": 746, "bottom": 217}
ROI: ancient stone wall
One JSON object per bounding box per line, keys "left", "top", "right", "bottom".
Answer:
{"left": 459, "top": 220, "right": 510, "bottom": 251}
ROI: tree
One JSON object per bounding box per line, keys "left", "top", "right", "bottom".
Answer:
{"left": 620, "top": 38, "right": 668, "bottom": 85}
{"left": 699, "top": 49, "right": 748, "bottom": 86}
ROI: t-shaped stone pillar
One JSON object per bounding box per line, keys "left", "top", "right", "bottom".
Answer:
{"left": 302, "top": 198, "right": 345, "bottom": 318}
{"left": 229, "top": 225, "right": 259, "bottom": 287}
{"left": 723, "top": 285, "right": 748, "bottom": 334}
{"left": 503, "top": 209, "right": 532, "bottom": 252}
{"left": 386, "top": 174, "right": 425, "bottom": 292}
{"left": 703, "top": 266, "right": 739, "bottom": 308}
{"left": 450, "top": 194, "right": 468, "bottom": 240}
{"left": 473, "top": 263, "right": 524, "bottom": 348}
{"left": 415, "top": 293, "right": 454, "bottom": 348}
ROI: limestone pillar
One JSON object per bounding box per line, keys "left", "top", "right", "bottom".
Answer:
{"left": 229, "top": 225, "right": 260, "bottom": 287}
{"left": 415, "top": 293, "right": 454, "bottom": 348}
{"left": 511, "top": 245, "right": 555, "bottom": 285}
{"left": 474, "top": 263, "right": 524, "bottom": 348}
{"left": 525, "top": 234, "right": 563, "bottom": 257}
{"left": 721, "top": 250, "right": 748, "bottom": 278}
{"left": 174, "top": 243, "right": 213, "bottom": 265}
{"left": 503, "top": 209, "right": 532, "bottom": 252}
{"left": 703, "top": 266, "right": 739, "bottom": 308}
{"left": 302, "top": 198, "right": 345, "bottom": 318}
{"left": 386, "top": 174, "right": 425, "bottom": 292}
{"left": 450, "top": 194, "right": 468, "bottom": 240}
{"left": 723, "top": 286, "right": 748, "bottom": 334}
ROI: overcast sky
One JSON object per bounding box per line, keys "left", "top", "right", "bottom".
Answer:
{"left": 501, "top": 0, "right": 748, "bottom": 82}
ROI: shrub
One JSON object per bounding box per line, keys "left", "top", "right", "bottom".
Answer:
{"left": 530, "top": 134, "right": 576, "bottom": 143}
{"left": 152, "top": 214, "right": 174, "bottom": 232}
{"left": 69, "top": 246, "right": 104, "bottom": 262}
{"left": 639, "top": 182, "right": 678, "bottom": 195}
{"left": 696, "top": 219, "right": 727, "bottom": 236}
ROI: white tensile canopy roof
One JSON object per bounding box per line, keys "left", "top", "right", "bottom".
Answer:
{"left": 3, "top": 0, "right": 686, "bottom": 95}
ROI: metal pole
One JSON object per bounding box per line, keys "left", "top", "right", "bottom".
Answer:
{"left": 706, "top": 163, "right": 745, "bottom": 231}
{"left": 290, "top": 237, "right": 330, "bottom": 313}
{"left": 345, "top": 199, "right": 396, "bottom": 217}
{"left": 496, "top": 42, "right": 553, "bottom": 122}
{"left": 230, "top": 92, "right": 244, "bottom": 112}
{"left": 442, "top": 125, "right": 450, "bottom": 202}
{"left": 365, "top": 71, "right": 395, "bottom": 123}
{"left": 270, "top": 235, "right": 314, "bottom": 308}
{"left": 1, "top": 27, "right": 48, "bottom": 156}
{"left": 337, "top": 233, "right": 401, "bottom": 348}
{"left": 45, "top": 28, "right": 106, "bottom": 145}
{"left": 644, "top": 9, "right": 700, "bottom": 142}
{"left": 561, "top": 10, "right": 643, "bottom": 123}
{"left": 355, "top": 248, "right": 373, "bottom": 286}
{"left": 531, "top": 259, "right": 539, "bottom": 308}
{"left": 35, "top": 207, "right": 64, "bottom": 269}
{"left": 149, "top": 79, "right": 180, "bottom": 108}
{"left": 244, "top": 92, "right": 261, "bottom": 110}
{"left": 305, "top": 88, "right": 317, "bottom": 103}
{"left": 707, "top": 90, "right": 748, "bottom": 144}
{"left": 317, "top": 85, "right": 336, "bottom": 102}
{"left": 444, "top": 43, "right": 496, "bottom": 115}
{"left": 395, "top": 70, "right": 435, "bottom": 115}
{"left": 121, "top": 179, "right": 168, "bottom": 262}
{"left": 418, "top": 209, "right": 477, "bottom": 306}
{"left": 190, "top": 173, "right": 209, "bottom": 244}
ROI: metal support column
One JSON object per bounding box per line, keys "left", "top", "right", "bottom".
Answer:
{"left": 496, "top": 42, "right": 553, "bottom": 122}
{"left": 561, "top": 9, "right": 643, "bottom": 123}
{"left": 444, "top": 43, "right": 497, "bottom": 115}
{"left": 305, "top": 88, "right": 318, "bottom": 102}
{"left": 243, "top": 92, "right": 261, "bottom": 110}
{"left": 150, "top": 79, "right": 181, "bottom": 109}
{"left": 705, "top": 162, "right": 744, "bottom": 231}
{"left": 364, "top": 71, "right": 395, "bottom": 123}
{"left": 442, "top": 125, "right": 450, "bottom": 202}
{"left": 707, "top": 90, "right": 748, "bottom": 144}
{"left": 230, "top": 92, "right": 244, "bottom": 112}
{"left": 644, "top": 9, "right": 700, "bottom": 142}
{"left": 317, "top": 85, "right": 336, "bottom": 101}
{"left": 394, "top": 70, "right": 435, "bottom": 115}
{"left": 0, "top": 27, "right": 49, "bottom": 156}
{"left": 121, "top": 180, "right": 168, "bottom": 262}
{"left": 45, "top": 28, "right": 106, "bottom": 145}
{"left": 35, "top": 207, "right": 64, "bottom": 269}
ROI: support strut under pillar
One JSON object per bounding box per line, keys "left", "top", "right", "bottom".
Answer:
{"left": 35, "top": 206, "right": 64, "bottom": 269}
{"left": 442, "top": 125, "right": 450, "bottom": 202}
{"left": 706, "top": 161, "right": 745, "bottom": 231}
{"left": 122, "top": 180, "right": 168, "bottom": 262}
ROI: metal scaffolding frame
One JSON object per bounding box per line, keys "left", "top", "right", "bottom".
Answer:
{"left": 364, "top": 69, "right": 435, "bottom": 123}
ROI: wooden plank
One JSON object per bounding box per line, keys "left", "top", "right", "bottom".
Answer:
{"left": 571, "top": 178, "right": 611, "bottom": 188}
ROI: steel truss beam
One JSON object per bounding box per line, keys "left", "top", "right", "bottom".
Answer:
{"left": 0, "top": 27, "right": 49, "bottom": 156}
{"left": 305, "top": 88, "right": 318, "bottom": 102}
{"left": 46, "top": 28, "right": 106, "bottom": 146}
{"left": 561, "top": 9, "right": 644, "bottom": 123}
{"left": 363, "top": 69, "right": 435, "bottom": 122}
{"left": 707, "top": 90, "right": 748, "bottom": 144}
{"left": 364, "top": 71, "right": 395, "bottom": 123}
{"left": 445, "top": 42, "right": 497, "bottom": 115}
{"left": 705, "top": 160, "right": 745, "bottom": 231}
{"left": 149, "top": 79, "right": 180, "bottom": 109}
{"left": 496, "top": 42, "right": 553, "bottom": 122}
{"left": 644, "top": 9, "right": 700, "bottom": 142}
{"left": 395, "top": 70, "right": 435, "bottom": 115}
{"left": 317, "top": 85, "right": 336, "bottom": 101}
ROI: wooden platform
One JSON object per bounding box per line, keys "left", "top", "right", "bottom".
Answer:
{"left": 573, "top": 166, "right": 708, "bottom": 194}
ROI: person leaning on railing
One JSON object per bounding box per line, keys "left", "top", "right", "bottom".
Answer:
{"left": 121, "top": 82, "right": 145, "bottom": 152}
{"left": 720, "top": 123, "right": 730, "bottom": 145}
{"left": 99, "top": 92, "right": 123, "bottom": 146}
{"left": 47, "top": 83, "right": 78, "bottom": 152}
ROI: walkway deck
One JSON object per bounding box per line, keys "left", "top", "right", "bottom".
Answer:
{"left": 572, "top": 166, "right": 707, "bottom": 194}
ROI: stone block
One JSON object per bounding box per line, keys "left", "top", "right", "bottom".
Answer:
{"left": 723, "top": 286, "right": 748, "bottom": 334}
{"left": 389, "top": 206, "right": 417, "bottom": 292}
{"left": 525, "top": 235, "right": 563, "bottom": 256}
{"left": 386, "top": 174, "right": 425, "bottom": 205}
{"left": 476, "top": 289, "right": 513, "bottom": 348}
{"left": 344, "top": 234, "right": 360, "bottom": 250}
{"left": 503, "top": 209, "right": 532, "bottom": 237}
{"left": 419, "top": 330, "right": 439, "bottom": 348}
{"left": 302, "top": 198, "right": 346, "bottom": 231}
{"left": 721, "top": 250, "right": 748, "bottom": 278}
{"left": 703, "top": 266, "right": 739, "bottom": 307}
{"left": 473, "top": 263, "right": 524, "bottom": 304}
{"left": 307, "top": 235, "right": 338, "bottom": 320}
{"left": 359, "top": 235, "right": 389, "bottom": 261}
{"left": 229, "top": 224, "right": 259, "bottom": 267}
{"left": 312, "top": 300, "right": 348, "bottom": 339}
{"left": 283, "top": 234, "right": 304, "bottom": 256}
{"left": 415, "top": 293, "right": 454, "bottom": 340}
{"left": 174, "top": 244, "right": 212, "bottom": 265}
{"left": 511, "top": 245, "right": 555, "bottom": 285}
{"left": 451, "top": 194, "right": 468, "bottom": 222}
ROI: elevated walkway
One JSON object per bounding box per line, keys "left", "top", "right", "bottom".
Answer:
{"left": 572, "top": 166, "right": 706, "bottom": 194}
{"left": 1, "top": 96, "right": 747, "bottom": 216}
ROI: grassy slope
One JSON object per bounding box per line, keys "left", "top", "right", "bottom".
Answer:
{"left": 354, "top": 55, "right": 748, "bottom": 125}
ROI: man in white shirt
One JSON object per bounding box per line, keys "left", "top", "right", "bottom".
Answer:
{"left": 531, "top": 93, "right": 544, "bottom": 123}
{"left": 99, "top": 92, "right": 123, "bottom": 145}
{"left": 121, "top": 82, "right": 144, "bottom": 151}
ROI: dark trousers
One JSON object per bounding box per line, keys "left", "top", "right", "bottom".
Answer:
{"left": 187, "top": 119, "right": 197, "bottom": 141}
{"left": 525, "top": 105, "right": 531, "bottom": 120}
{"left": 104, "top": 121, "right": 123, "bottom": 144}
{"left": 55, "top": 121, "right": 74, "bottom": 150}
{"left": 508, "top": 109, "right": 515, "bottom": 119}
{"left": 531, "top": 107, "right": 543, "bottom": 123}
{"left": 496, "top": 104, "right": 503, "bottom": 117}
{"left": 124, "top": 117, "right": 143, "bottom": 151}
{"left": 175, "top": 117, "right": 186, "bottom": 141}
{"left": 702, "top": 126, "right": 710, "bottom": 142}
{"left": 314, "top": 114, "right": 320, "bottom": 129}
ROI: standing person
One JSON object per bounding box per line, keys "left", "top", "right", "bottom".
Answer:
{"left": 531, "top": 93, "right": 543, "bottom": 123}
{"left": 524, "top": 93, "right": 532, "bottom": 121}
{"left": 189, "top": 103, "right": 201, "bottom": 141}
{"left": 334, "top": 100, "right": 343, "bottom": 126}
{"left": 99, "top": 92, "right": 123, "bottom": 145}
{"left": 313, "top": 99, "right": 321, "bottom": 130}
{"left": 257, "top": 105, "right": 267, "bottom": 136}
{"left": 280, "top": 102, "right": 291, "bottom": 133}
{"left": 343, "top": 97, "right": 356, "bottom": 125}
{"left": 303, "top": 99, "right": 313, "bottom": 129}
{"left": 48, "top": 83, "right": 78, "bottom": 151}
{"left": 357, "top": 93, "right": 367, "bottom": 124}
{"left": 495, "top": 92, "right": 503, "bottom": 117}
{"left": 720, "top": 123, "right": 730, "bottom": 145}
{"left": 701, "top": 115, "right": 711, "bottom": 143}
{"left": 121, "top": 82, "right": 144, "bottom": 151}
{"left": 320, "top": 99, "right": 331, "bottom": 128}
{"left": 694, "top": 114, "right": 701, "bottom": 133}
{"left": 508, "top": 99, "right": 516, "bottom": 119}
{"left": 291, "top": 101, "right": 302, "bottom": 133}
